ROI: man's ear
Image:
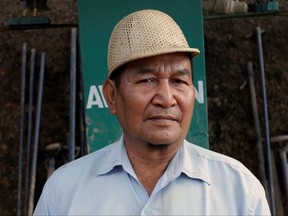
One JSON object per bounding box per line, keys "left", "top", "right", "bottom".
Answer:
{"left": 102, "top": 79, "right": 117, "bottom": 114}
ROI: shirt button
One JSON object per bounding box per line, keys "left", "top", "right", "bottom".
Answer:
{"left": 144, "top": 208, "right": 152, "bottom": 215}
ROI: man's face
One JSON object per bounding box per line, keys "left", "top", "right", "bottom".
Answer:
{"left": 105, "top": 53, "right": 195, "bottom": 148}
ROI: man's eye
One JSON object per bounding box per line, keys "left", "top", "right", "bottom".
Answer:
{"left": 138, "top": 78, "right": 155, "bottom": 83}
{"left": 172, "top": 79, "right": 186, "bottom": 84}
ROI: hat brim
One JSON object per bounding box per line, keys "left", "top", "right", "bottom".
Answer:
{"left": 108, "top": 48, "right": 200, "bottom": 78}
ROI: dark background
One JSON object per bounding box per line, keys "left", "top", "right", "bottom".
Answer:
{"left": 0, "top": 0, "right": 287, "bottom": 215}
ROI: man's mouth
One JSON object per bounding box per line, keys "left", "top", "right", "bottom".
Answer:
{"left": 148, "top": 115, "right": 178, "bottom": 122}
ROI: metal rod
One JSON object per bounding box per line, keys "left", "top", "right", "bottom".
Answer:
{"left": 17, "top": 42, "right": 27, "bottom": 216}
{"left": 28, "top": 52, "right": 45, "bottom": 216}
{"left": 33, "top": 0, "right": 37, "bottom": 9}
{"left": 279, "top": 145, "right": 288, "bottom": 198}
{"left": 270, "top": 135, "right": 288, "bottom": 143}
{"left": 24, "top": 49, "right": 36, "bottom": 216}
{"left": 0, "top": 24, "right": 78, "bottom": 32}
{"left": 77, "top": 42, "right": 88, "bottom": 156}
{"left": 247, "top": 61, "right": 268, "bottom": 191}
{"left": 23, "top": 0, "right": 28, "bottom": 8}
{"left": 256, "top": 26, "right": 276, "bottom": 215}
{"left": 33, "top": 0, "right": 38, "bottom": 16}
{"left": 204, "top": 10, "right": 288, "bottom": 21}
{"left": 69, "top": 28, "right": 77, "bottom": 161}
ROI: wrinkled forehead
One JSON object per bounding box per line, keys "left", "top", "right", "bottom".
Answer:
{"left": 123, "top": 52, "right": 191, "bottom": 74}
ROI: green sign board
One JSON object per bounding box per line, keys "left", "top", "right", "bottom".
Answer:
{"left": 77, "top": 0, "right": 208, "bottom": 152}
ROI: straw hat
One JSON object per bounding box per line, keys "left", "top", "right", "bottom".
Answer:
{"left": 108, "top": 9, "right": 200, "bottom": 77}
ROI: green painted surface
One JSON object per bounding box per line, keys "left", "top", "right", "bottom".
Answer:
{"left": 7, "top": 16, "right": 50, "bottom": 26}
{"left": 77, "top": 0, "right": 208, "bottom": 152}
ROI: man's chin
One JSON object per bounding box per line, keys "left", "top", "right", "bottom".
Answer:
{"left": 148, "top": 142, "right": 171, "bottom": 148}
{"left": 146, "top": 136, "right": 183, "bottom": 148}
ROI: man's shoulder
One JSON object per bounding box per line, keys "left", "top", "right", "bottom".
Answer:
{"left": 47, "top": 141, "right": 120, "bottom": 182}
{"left": 185, "top": 141, "right": 260, "bottom": 185}
{"left": 183, "top": 141, "right": 269, "bottom": 214}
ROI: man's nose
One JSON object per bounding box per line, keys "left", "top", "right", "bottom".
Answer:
{"left": 151, "top": 80, "right": 177, "bottom": 108}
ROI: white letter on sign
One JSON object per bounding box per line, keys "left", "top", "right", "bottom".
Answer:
{"left": 86, "top": 85, "right": 104, "bottom": 109}
{"left": 194, "top": 81, "right": 204, "bottom": 104}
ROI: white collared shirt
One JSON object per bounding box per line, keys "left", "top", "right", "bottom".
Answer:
{"left": 34, "top": 136, "right": 270, "bottom": 215}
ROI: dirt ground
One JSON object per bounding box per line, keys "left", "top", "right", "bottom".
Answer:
{"left": 0, "top": 0, "right": 287, "bottom": 215}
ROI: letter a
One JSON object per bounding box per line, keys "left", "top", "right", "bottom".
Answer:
{"left": 86, "top": 85, "right": 104, "bottom": 109}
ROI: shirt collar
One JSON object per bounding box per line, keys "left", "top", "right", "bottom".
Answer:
{"left": 94, "top": 136, "right": 211, "bottom": 185}
{"left": 164, "top": 140, "right": 211, "bottom": 185}
{"left": 94, "top": 135, "right": 136, "bottom": 178}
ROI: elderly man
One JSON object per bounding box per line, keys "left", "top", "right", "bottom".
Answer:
{"left": 34, "top": 9, "right": 270, "bottom": 215}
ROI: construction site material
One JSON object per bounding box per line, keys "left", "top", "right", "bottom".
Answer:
{"left": 279, "top": 144, "right": 288, "bottom": 199}
{"left": 270, "top": 149, "right": 285, "bottom": 216}
{"left": 203, "top": 0, "right": 285, "bottom": 20}
{"left": 256, "top": 26, "right": 276, "bottom": 216}
{"left": 24, "top": 49, "right": 36, "bottom": 216}
{"left": 270, "top": 135, "right": 288, "bottom": 143}
{"left": 247, "top": 61, "right": 268, "bottom": 192}
{"left": 7, "top": 0, "right": 50, "bottom": 26}
{"left": 7, "top": 16, "right": 50, "bottom": 26}
{"left": 202, "top": 0, "right": 279, "bottom": 14}
{"left": 17, "top": 42, "right": 27, "bottom": 216}
{"left": 249, "top": 0, "right": 279, "bottom": 12}
{"left": 202, "top": 0, "right": 248, "bottom": 14}
{"left": 69, "top": 28, "right": 77, "bottom": 161}
{"left": 22, "top": 0, "right": 50, "bottom": 16}
{"left": 45, "top": 142, "right": 61, "bottom": 178}
{"left": 77, "top": 42, "right": 88, "bottom": 156}
{"left": 28, "top": 52, "right": 45, "bottom": 216}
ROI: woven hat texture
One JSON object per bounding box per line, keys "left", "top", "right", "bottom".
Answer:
{"left": 108, "top": 9, "right": 200, "bottom": 77}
